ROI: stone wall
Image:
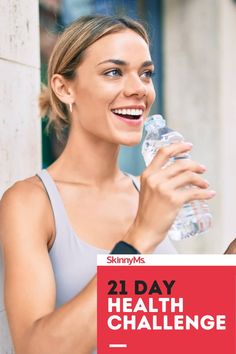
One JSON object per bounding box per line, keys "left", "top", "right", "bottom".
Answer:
{"left": 0, "top": 1, "right": 41, "bottom": 352}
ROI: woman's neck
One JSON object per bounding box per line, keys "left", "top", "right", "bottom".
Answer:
{"left": 49, "top": 125, "right": 123, "bottom": 187}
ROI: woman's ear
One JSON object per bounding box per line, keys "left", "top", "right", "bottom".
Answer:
{"left": 51, "top": 74, "right": 74, "bottom": 105}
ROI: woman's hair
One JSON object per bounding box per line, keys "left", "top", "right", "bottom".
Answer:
{"left": 39, "top": 15, "right": 149, "bottom": 139}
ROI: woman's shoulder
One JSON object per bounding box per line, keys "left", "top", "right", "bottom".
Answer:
{"left": 0, "top": 175, "right": 54, "bottom": 246}
{"left": 1, "top": 175, "right": 48, "bottom": 207}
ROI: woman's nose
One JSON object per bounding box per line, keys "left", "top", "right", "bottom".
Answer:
{"left": 123, "top": 75, "right": 147, "bottom": 98}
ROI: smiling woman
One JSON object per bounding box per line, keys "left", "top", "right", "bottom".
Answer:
{"left": 46, "top": 21, "right": 156, "bottom": 148}
{"left": 0, "top": 15, "right": 219, "bottom": 354}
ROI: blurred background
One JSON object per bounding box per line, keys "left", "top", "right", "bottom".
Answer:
{"left": 0, "top": 1, "right": 236, "bottom": 352}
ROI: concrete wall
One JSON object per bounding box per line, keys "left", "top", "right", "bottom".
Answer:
{"left": 0, "top": 0, "right": 41, "bottom": 352}
{"left": 163, "top": 0, "right": 236, "bottom": 253}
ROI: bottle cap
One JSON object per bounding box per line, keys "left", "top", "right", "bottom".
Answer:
{"left": 144, "top": 114, "right": 166, "bottom": 132}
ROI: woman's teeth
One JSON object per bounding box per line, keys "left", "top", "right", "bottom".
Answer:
{"left": 112, "top": 108, "right": 143, "bottom": 119}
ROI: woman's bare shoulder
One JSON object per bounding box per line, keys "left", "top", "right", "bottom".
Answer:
{"left": 0, "top": 175, "right": 54, "bottom": 246}
{"left": 0, "top": 175, "right": 49, "bottom": 211}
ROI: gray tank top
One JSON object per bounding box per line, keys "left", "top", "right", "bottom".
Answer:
{"left": 37, "top": 169, "right": 177, "bottom": 308}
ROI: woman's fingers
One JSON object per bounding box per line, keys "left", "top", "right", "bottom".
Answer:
{"left": 177, "top": 187, "right": 216, "bottom": 205}
{"left": 166, "top": 170, "right": 210, "bottom": 190}
{"left": 141, "top": 171, "right": 214, "bottom": 208}
{"left": 142, "top": 158, "right": 210, "bottom": 194}
{"left": 164, "top": 159, "right": 206, "bottom": 178}
{"left": 147, "top": 142, "right": 193, "bottom": 171}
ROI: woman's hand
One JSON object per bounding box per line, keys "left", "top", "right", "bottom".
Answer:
{"left": 224, "top": 239, "right": 236, "bottom": 254}
{"left": 124, "top": 142, "right": 216, "bottom": 253}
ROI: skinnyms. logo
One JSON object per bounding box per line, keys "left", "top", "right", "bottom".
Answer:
{"left": 107, "top": 256, "right": 145, "bottom": 265}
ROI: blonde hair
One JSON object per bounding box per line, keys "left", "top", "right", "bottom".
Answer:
{"left": 39, "top": 15, "right": 150, "bottom": 138}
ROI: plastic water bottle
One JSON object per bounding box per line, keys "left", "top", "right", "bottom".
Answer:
{"left": 141, "top": 114, "right": 212, "bottom": 241}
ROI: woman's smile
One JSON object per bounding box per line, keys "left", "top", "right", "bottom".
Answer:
{"left": 111, "top": 105, "right": 145, "bottom": 126}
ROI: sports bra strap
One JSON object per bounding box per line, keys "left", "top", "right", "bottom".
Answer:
{"left": 124, "top": 172, "right": 140, "bottom": 192}
{"left": 37, "top": 169, "right": 70, "bottom": 240}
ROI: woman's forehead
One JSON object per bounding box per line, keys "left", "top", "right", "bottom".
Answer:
{"left": 83, "top": 29, "right": 151, "bottom": 63}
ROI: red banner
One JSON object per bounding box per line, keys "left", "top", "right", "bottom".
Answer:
{"left": 97, "top": 255, "right": 236, "bottom": 354}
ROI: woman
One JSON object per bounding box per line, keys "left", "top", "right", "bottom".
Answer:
{"left": 0, "top": 15, "right": 233, "bottom": 354}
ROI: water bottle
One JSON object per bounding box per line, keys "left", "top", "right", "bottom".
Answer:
{"left": 141, "top": 114, "right": 212, "bottom": 241}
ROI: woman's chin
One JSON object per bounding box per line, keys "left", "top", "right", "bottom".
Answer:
{"left": 107, "top": 129, "right": 143, "bottom": 146}
{"left": 118, "top": 134, "right": 142, "bottom": 147}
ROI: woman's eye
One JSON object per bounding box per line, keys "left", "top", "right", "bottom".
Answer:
{"left": 141, "top": 70, "right": 155, "bottom": 79}
{"left": 104, "top": 69, "right": 122, "bottom": 77}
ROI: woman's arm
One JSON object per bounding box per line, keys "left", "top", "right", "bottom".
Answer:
{"left": 0, "top": 182, "right": 97, "bottom": 354}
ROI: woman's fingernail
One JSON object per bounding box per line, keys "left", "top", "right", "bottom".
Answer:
{"left": 209, "top": 190, "right": 216, "bottom": 196}
{"left": 200, "top": 164, "right": 206, "bottom": 171}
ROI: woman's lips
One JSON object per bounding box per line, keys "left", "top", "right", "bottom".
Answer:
{"left": 111, "top": 111, "right": 143, "bottom": 126}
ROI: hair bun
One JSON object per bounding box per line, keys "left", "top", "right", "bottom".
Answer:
{"left": 38, "top": 83, "right": 51, "bottom": 117}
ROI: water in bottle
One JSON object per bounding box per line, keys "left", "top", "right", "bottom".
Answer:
{"left": 141, "top": 114, "right": 212, "bottom": 241}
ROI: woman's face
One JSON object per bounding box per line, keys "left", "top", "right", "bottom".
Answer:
{"left": 71, "top": 29, "right": 156, "bottom": 146}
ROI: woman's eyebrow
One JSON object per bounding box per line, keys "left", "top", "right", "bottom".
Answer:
{"left": 96, "top": 59, "right": 154, "bottom": 67}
